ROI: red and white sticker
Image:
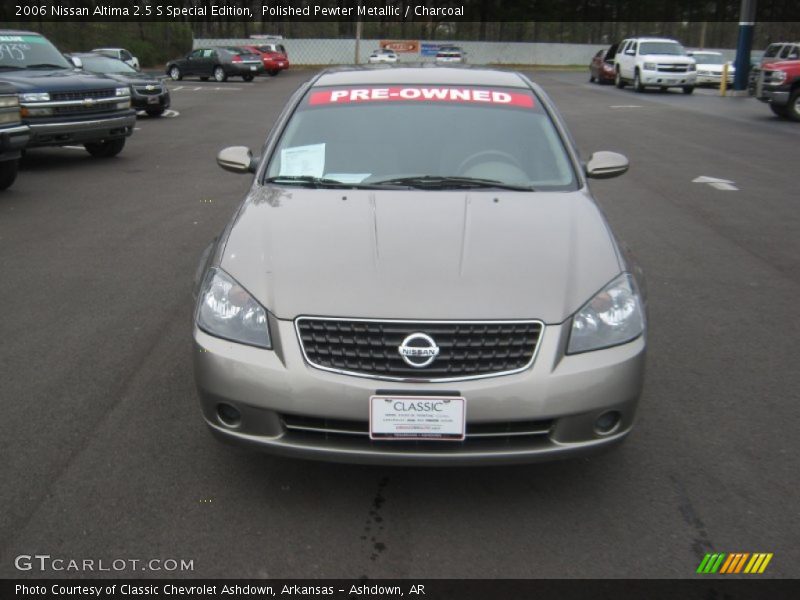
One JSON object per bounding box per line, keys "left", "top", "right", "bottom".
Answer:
{"left": 309, "top": 87, "right": 535, "bottom": 108}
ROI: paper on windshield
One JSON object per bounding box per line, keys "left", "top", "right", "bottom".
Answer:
{"left": 280, "top": 143, "right": 325, "bottom": 177}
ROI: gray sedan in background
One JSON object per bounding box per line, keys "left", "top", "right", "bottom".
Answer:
{"left": 193, "top": 67, "right": 647, "bottom": 465}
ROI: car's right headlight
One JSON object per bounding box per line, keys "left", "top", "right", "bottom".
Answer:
{"left": 20, "top": 92, "right": 50, "bottom": 102}
{"left": 643, "top": 62, "right": 657, "bottom": 71}
{"left": 567, "top": 273, "right": 645, "bottom": 354}
{"left": 196, "top": 268, "right": 272, "bottom": 349}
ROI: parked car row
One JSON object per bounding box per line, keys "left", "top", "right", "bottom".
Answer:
{"left": 0, "top": 29, "right": 144, "bottom": 190}
{"left": 588, "top": 36, "right": 800, "bottom": 121}
{"left": 166, "top": 45, "right": 290, "bottom": 82}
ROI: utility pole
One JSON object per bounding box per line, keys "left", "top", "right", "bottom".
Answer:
{"left": 732, "top": 0, "right": 756, "bottom": 93}
{"left": 354, "top": 1, "right": 363, "bottom": 65}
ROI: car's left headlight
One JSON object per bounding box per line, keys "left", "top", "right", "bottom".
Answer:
{"left": 115, "top": 86, "right": 131, "bottom": 96}
{"left": 196, "top": 268, "right": 272, "bottom": 349}
{"left": 567, "top": 273, "right": 645, "bottom": 354}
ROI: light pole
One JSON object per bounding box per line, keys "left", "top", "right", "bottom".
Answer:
{"left": 732, "top": 0, "right": 756, "bottom": 93}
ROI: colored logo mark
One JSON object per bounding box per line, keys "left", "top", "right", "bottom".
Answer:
{"left": 696, "top": 553, "right": 773, "bottom": 574}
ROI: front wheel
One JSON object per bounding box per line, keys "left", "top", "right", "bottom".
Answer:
{"left": 242, "top": 74, "right": 254, "bottom": 82}
{"left": 682, "top": 85, "right": 695, "bottom": 95}
{"left": 84, "top": 138, "right": 125, "bottom": 158}
{"left": 769, "top": 103, "right": 788, "bottom": 118}
{"left": 213, "top": 66, "right": 227, "bottom": 82}
{"left": 615, "top": 70, "right": 625, "bottom": 89}
{"left": 786, "top": 89, "right": 800, "bottom": 122}
{"left": 169, "top": 66, "right": 181, "bottom": 81}
{"left": 589, "top": 72, "right": 596, "bottom": 83}
{"left": 634, "top": 70, "right": 645, "bottom": 92}
{"left": 0, "top": 159, "right": 19, "bottom": 191}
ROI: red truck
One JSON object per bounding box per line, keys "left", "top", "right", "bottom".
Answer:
{"left": 751, "top": 59, "right": 800, "bottom": 121}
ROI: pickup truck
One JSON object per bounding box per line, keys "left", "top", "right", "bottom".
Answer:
{"left": 750, "top": 59, "right": 800, "bottom": 121}
{"left": 0, "top": 81, "right": 29, "bottom": 190}
{"left": 0, "top": 30, "right": 136, "bottom": 157}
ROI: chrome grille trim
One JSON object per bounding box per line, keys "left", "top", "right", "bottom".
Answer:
{"left": 294, "top": 316, "right": 545, "bottom": 383}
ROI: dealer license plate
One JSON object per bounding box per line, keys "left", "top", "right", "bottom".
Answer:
{"left": 369, "top": 395, "right": 466, "bottom": 441}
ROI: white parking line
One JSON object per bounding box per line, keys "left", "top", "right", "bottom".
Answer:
{"left": 693, "top": 176, "right": 739, "bottom": 191}
{"left": 610, "top": 105, "right": 643, "bottom": 108}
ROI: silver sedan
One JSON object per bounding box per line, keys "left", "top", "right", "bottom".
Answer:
{"left": 193, "top": 67, "right": 646, "bottom": 465}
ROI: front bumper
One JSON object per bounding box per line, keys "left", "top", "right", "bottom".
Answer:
{"left": 756, "top": 87, "right": 790, "bottom": 106}
{"left": 26, "top": 112, "right": 136, "bottom": 147}
{"left": 131, "top": 91, "right": 171, "bottom": 111}
{"left": 696, "top": 73, "right": 733, "bottom": 85}
{"left": 193, "top": 319, "right": 646, "bottom": 465}
{"left": 640, "top": 71, "right": 696, "bottom": 86}
{"left": 0, "top": 124, "right": 30, "bottom": 160}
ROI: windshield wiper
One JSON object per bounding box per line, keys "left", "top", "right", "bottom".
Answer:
{"left": 370, "top": 175, "right": 535, "bottom": 191}
{"left": 26, "top": 63, "right": 68, "bottom": 69}
{"left": 0, "top": 65, "right": 25, "bottom": 70}
{"left": 263, "top": 175, "right": 405, "bottom": 189}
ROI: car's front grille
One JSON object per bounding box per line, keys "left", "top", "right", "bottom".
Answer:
{"left": 281, "top": 414, "right": 553, "bottom": 442}
{"left": 133, "top": 85, "right": 163, "bottom": 95}
{"left": 53, "top": 104, "right": 116, "bottom": 116}
{"left": 657, "top": 64, "right": 689, "bottom": 72}
{"left": 51, "top": 89, "right": 116, "bottom": 102}
{"left": 295, "top": 317, "right": 543, "bottom": 382}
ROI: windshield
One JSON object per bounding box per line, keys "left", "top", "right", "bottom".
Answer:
{"left": 691, "top": 53, "right": 723, "bottom": 64}
{"left": 639, "top": 42, "right": 685, "bottom": 56}
{"left": 265, "top": 85, "right": 577, "bottom": 191}
{"left": 81, "top": 55, "right": 137, "bottom": 74}
{"left": 0, "top": 34, "right": 71, "bottom": 70}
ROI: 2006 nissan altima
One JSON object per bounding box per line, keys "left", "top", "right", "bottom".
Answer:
{"left": 192, "top": 66, "right": 646, "bottom": 465}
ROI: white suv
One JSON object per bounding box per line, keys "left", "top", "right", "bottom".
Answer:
{"left": 614, "top": 37, "right": 696, "bottom": 94}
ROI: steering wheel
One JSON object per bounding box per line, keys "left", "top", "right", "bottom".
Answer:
{"left": 456, "top": 150, "right": 524, "bottom": 175}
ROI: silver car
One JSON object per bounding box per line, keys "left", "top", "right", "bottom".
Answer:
{"left": 193, "top": 67, "right": 646, "bottom": 465}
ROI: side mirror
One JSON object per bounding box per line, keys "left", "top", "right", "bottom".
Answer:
{"left": 70, "top": 56, "right": 83, "bottom": 69}
{"left": 625, "top": 49, "right": 635, "bottom": 55}
{"left": 586, "top": 151, "right": 629, "bottom": 179}
{"left": 217, "top": 146, "right": 256, "bottom": 174}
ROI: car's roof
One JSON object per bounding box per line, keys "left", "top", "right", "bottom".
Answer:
{"left": 92, "top": 47, "right": 125, "bottom": 51}
{"left": 71, "top": 52, "right": 119, "bottom": 58}
{"left": 314, "top": 66, "right": 527, "bottom": 88}
{"left": 691, "top": 50, "right": 723, "bottom": 55}
{"left": 629, "top": 37, "right": 682, "bottom": 43}
{"left": 0, "top": 29, "right": 40, "bottom": 35}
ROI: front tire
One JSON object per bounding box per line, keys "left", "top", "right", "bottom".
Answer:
{"left": 84, "top": 138, "right": 125, "bottom": 158}
{"left": 213, "top": 66, "right": 227, "bottom": 82}
{"left": 769, "top": 103, "right": 789, "bottom": 118}
{"left": 634, "top": 70, "right": 645, "bottom": 92}
{"left": 169, "top": 66, "right": 181, "bottom": 81}
{"left": 0, "top": 159, "right": 19, "bottom": 191}
{"left": 589, "top": 72, "right": 596, "bottom": 83}
{"left": 615, "top": 70, "right": 625, "bottom": 89}
{"left": 682, "top": 85, "right": 695, "bottom": 95}
{"left": 786, "top": 89, "right": 800, "bottom": 122}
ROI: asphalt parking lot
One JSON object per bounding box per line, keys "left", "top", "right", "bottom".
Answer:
{"left": 1, "top": 68, "right": 798, "bottom": 579}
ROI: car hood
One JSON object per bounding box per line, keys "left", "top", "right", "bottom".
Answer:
{"left": 762, "top": 59, "right": 800, "bottom": 70}
{"left": 219, "top": 188, "right": 623, "bottom": 323}
{"left": 0, "top": 69, "right": 119, "bottom": 92}
{"left": 641, "top": 54, "right": 695, "bottom": 64}
{"left": 95, "top": 72, "right": 163, "bottom": 85}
